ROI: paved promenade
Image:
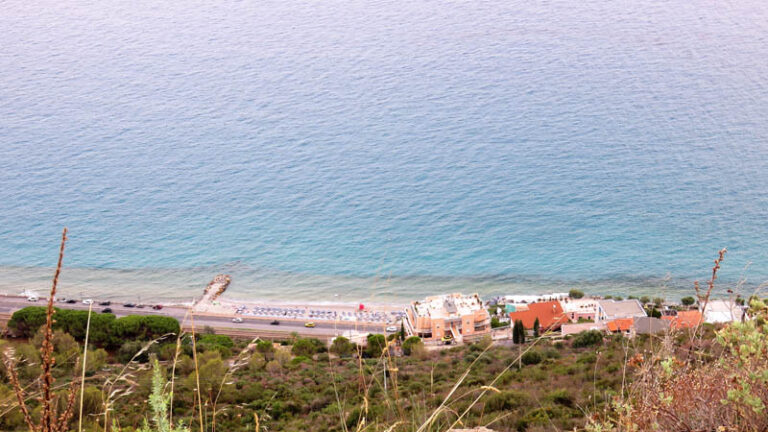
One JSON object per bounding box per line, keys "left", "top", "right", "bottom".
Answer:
{"left": 0, "top": 294, "right": 399, "bottom": 342}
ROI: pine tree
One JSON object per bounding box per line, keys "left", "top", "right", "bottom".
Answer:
{"left": 533, "top": 317, "right": 540, "bottom": 338}
{"left": 512, "top": 321, "right": 519, "bottom": 344}
{"left": 399, "top": 321, "right": 405, "bottom": 341}
{"left": 513, "top": 320, "right": 526, "bottom": 344}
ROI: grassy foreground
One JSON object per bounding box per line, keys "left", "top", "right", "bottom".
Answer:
{"left": 2, "top": 232, "right": 767, "bottom": 432}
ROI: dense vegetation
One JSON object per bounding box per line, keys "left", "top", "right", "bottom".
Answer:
{"left": 8, "top": 306, "right": 180, "bottom": 348}
{"left": 2, "top": 315, "right": 647, "bottom": 432}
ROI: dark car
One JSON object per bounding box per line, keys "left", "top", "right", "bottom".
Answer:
{"left": 270, "top": 320, "right": 280, "bottom": 325}
{"left": 101, "top": 308, "right": 113, "bottom": 314}
{"left": 99, "top": 301, "right": 111, "bottom": 306}
{"left": 65, "top": 299, "right": 76, "bottom": 304}
{"left": 152, "top": 305, "right": 163, "bottom": 310}
{"left": 123, "top": 303, "right": 136, "bottom": 308}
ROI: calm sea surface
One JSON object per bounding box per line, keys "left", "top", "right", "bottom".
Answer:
{"left": 1, "top": 0, "right": 767, "bottom": 302}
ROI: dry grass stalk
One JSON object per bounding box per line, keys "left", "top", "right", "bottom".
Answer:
{"left": 2, "top": 227, "right": 80, "bottom": 432}
{"left": 169, "top": 309, "right": 192, "bottom": 429}
{"left": 692, "top": 248, "right": 726, "bottom": 338}
{"left": 3, "top": 347, "right": 36, "bottom": 431}
{"left": 78, "top": 302, "right": 94, "bottom": 432}
{"left": 189, "top": 313, "right": 205, "bottom": 432}
{"left": 101, "top": 335, "right": 173, "bottom": 431}
{"left": 211, "top": 337, "right": 258, "bottom": 432}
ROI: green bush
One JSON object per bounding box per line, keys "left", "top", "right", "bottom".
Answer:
{"left": 365, "top": 334, "right": 387, "bottom": 358}
{"left": 401, "top": 336, "right": 423, "bottom": 356}
{"left": 681, "top": 296, "right": 696, "bottom": 306}
{"left": 118, "top": 340, "right": 149, "bottom": 363}
{"left": 485, "top": 390, "right": 531, "bottom": 412}
{"left": 329, "top": 337, "right": 355, "bottom": 357}
{"left": 291, "top": 338, "right": 326, "bottom": 357}
{"left": 8, "top": 306, "right": 49, "bottom": 337}
{"left": 572, "top": 330, "right": 603, "bottom": 348}
{"left": 545, "top": 389, "right": 575, "bottom": 407}
{"left": 197, "top": 334, "right": 234, "bottom": 356}
{"left": 569, "top": 289, "right": 585, "bottom": 299}
{"left": 521, "top": 350, "right": 543, "bottom": 365}
{"left": 255, "top": 340, "right": 275, "bottom": 359}
{"left": 491, "top": 316, "right": 509, "bottom": 328}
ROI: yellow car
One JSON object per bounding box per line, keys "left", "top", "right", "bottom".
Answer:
{"left": 304, "top": 322, "right": 316, "bottom": 328}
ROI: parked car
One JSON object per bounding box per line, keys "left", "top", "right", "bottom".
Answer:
{"left": 123, "top": 303, "right": 136, "bottom": 308}
{"left": 66, "top": 299, "right": 76, "bottom": 304}
{"left": 99, "top": 301, "right": 111, "bottom": 306}
{"left": 386, "top": 326, "right": 398, "bottom": 332}
{"left": 82, "top": 299, "right": 93, "bottom": 305}
{"left": 232, "top": 317, "right": 244, "bottom": 323}
{"left": 304, "top": 322, "right": 316, "bottom": 328}
{"left": 152, "top": 305, "right": 163, "bottom": 310}
{"left": 101, "top": 308, "right": 113, "bottom": 314}
{"left": 136, "top": 304, "right": 145, "bottom": 308}
{"left": 27, "top": 296, "right": 39, "bottom": 302}
{"left": 270, "top": 320, "right": 280, "bottom": 325}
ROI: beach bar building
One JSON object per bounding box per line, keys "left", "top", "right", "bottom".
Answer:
{"left": 404, "top": 293, "right": 491, "bottom": 343}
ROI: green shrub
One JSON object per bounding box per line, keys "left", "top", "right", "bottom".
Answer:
{"left": 569, "top": 289, "right": 585, "bottom": 299}
{"left": 329, "top": 337, "right": 355, "bottom": 357}
{"left": 485, "top": 390, "right": 531, "bottom": 412}
{"left": 491, "top": 316, "right": 509, "bottom": 328}
{"left": 521, "top": 350, "right": 543, "bottom": 365}
{"left": 572, "top": 330, "right": 603, "bottom": 348}
{"left": 255, "top": 340, "right": 275, "bottom": 359}
{"left": 545, "top": 389, "right": 575, "bottom": 407}
{"left": 118, "top": 340, "right": 149, "bottom": 363}
{"left": 291, "top": 338, "right": 325, "bottom": 357}
{"left": 402, "top": 336, "right": 423, "bottom": 356}
{"left": 8, "top": 306, "right": 49, "bottom": 337}
{"left": 197, "top": 334, "right": 234, "bottom": 356}
{"left": 365, "top": 334, "right": 387, "bottom": 358}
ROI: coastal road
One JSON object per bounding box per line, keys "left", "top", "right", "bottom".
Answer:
{"left": 0, "top": 295, "right": 396, "bottom": 341}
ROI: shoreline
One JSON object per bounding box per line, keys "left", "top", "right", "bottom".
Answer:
{"left": 1, "top": 265, "right": 753, "bottom": 305}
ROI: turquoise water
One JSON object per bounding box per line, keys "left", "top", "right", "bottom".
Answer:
{"left": 1, "top": 0, "right": 767, "bottom": 302}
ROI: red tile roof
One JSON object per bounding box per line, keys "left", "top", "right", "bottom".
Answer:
{"left": 508, "top": 301, "right": 568, "bottom": 330}
{"left": 661, "top": 310, "right": 702, "bottom": 329}
{"left": 606, "top": 318, "right": 634, "bottom": 332}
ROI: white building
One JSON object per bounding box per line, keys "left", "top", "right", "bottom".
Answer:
{"left": 502, "top": 292, "right": 569, "bottom": 306}
{"left": 597, "top": 299, "right": 647, "bottom": 322}
{"left": 702, "top": 299, "right": 745, "bottom": 324}
{"left": 561, "top": 298, "right": 600, "bottom": 322}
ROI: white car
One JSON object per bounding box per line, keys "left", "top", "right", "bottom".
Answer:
{"left": 386, "top": 326, "right": 398, "bottom": 332}
{"left": 27, "top": 296, "right": 39, "bottom": 302}
{"left": 82, "top": 299, "right": 94, "bottom": 305}
{"left": 232, "top": 317, "right": 244, "bottom": 323}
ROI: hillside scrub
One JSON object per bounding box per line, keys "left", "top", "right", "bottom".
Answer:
{"left": 588, "top": 249, "right": 768, "bottom": 432}
{"left": 3, "top": 327, "right": 634, "bottom": 432}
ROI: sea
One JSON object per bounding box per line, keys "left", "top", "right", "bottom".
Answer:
{"left": 1, "top": 0, "right": 767, "bottom": 304}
